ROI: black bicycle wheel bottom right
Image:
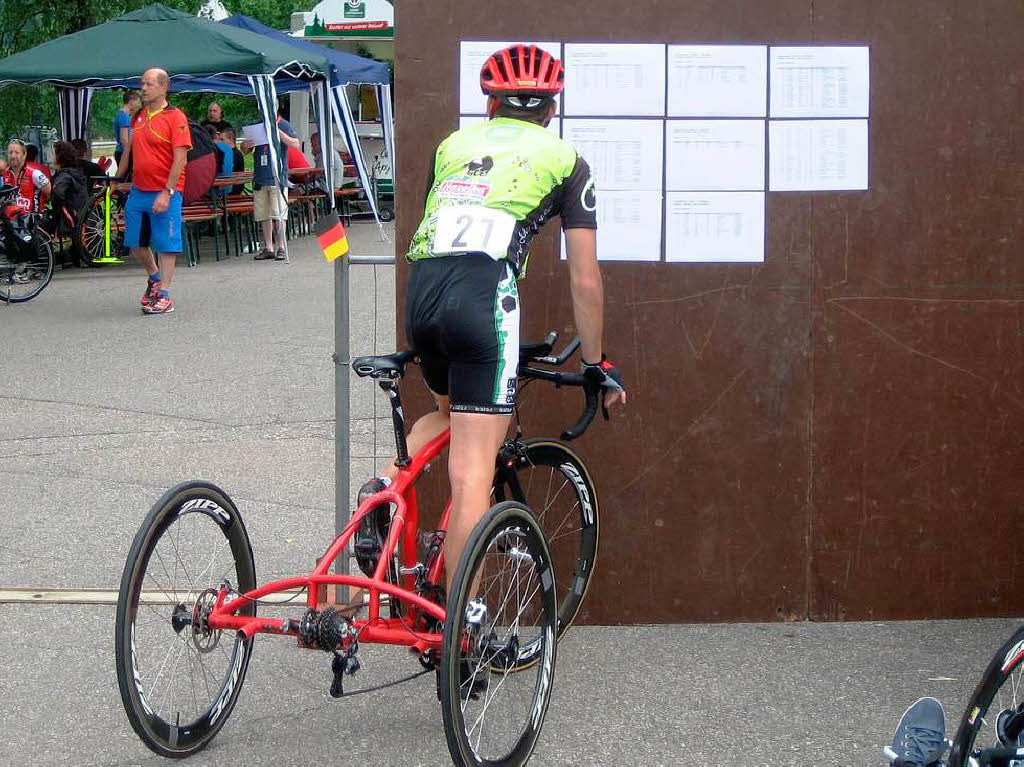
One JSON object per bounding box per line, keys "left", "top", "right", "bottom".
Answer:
{"left": 949, "top": 625, "right": 1024, "bottom": 766}
{"left": 439, "top": 500, "right": 558, "bottom": 767}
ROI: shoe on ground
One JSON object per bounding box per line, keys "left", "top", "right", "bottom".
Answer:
{"left": 254, "top": 249, "right": 275, "bottom": 260}
{"left": 353, "top": 478, "right": 390, "bottom": 578}
{"left": 274, "top": 249, "right": 287, "bottom": 261}
{"left": 141, "top": 279, "right": 160, "bottom": 307}
{"left": 11, "top": 270, "right": 30, "bottom": 284}
{"left": 142, "top": 292, "right": 174, "bottom": 315}
{"left": 885, "top": 696, "right": 947, "bottom": 766}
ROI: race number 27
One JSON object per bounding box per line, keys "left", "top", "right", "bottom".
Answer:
{"left": 432, "top": 205, "right": 516, "bottom": 259}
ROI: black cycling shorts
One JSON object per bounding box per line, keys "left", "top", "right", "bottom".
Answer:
{"left": 404, "top": 254, "right": 520, "bottom": 415}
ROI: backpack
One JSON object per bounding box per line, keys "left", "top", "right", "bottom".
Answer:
{"left": 181, "top": 114, "right": 216, "bottom": 203}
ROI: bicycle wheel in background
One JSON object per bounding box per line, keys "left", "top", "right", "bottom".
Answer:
{"left": 0, "top": 230, "right": 54, "bottom": 303}
{"left": 948, "top": 624, "right": 1024, "bottom": 766}
{"left": 115, "top": 481, "right": 257, "bottom": 758}
{"left": 439, "top": 501, "right": 557, "bottom": 767}
{"left": 494, "top": 439, "right": 599, "bottom": 645}
{"left": 77, "top": 189, "right": 126, "bottom": 267}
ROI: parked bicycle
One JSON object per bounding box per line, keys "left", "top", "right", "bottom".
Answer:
{"left": 0, "top": 184, "right": 54, "bottom": 303}
{"left": 115, "top": 333, "right": 605, "bottom": 766}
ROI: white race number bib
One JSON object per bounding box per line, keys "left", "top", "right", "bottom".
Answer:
{"left": 431, "top": 205, "right": 516, "bottom": 259}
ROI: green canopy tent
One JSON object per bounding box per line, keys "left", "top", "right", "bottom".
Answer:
{"left": 0, "top": 4, "right": 339, "bottom": 198}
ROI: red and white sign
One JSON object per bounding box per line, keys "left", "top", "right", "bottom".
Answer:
{"left": 325, "top": 20, "right": 390, "bottom": 31}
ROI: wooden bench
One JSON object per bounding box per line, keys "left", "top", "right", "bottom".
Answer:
{"left": 182, "top": 203, "right": 221, "bottom": 265}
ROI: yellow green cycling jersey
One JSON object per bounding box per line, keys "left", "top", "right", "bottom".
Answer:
{"left": 406, "top": 117, "right": 597, "bottom": 276}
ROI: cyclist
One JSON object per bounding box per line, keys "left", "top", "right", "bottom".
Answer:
{"left": 355, "top": 44, "right": 627, "bottom": 596}
{"left": 3, "top": 139, "right": 51, "bottom": 214}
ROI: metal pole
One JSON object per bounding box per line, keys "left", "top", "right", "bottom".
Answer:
{"left": 334, "top": 253, "right": 350, "bottom": 583}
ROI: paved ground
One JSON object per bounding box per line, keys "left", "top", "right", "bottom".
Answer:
{"left": 0, "top": 224, "right": 1018, "bottom": 765}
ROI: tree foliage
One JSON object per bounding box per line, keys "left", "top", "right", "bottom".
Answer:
{"left": 0, "top": 0, "right": 318, "bottom": 142}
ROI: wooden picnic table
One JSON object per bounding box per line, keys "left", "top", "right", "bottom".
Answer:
{"left": 210, "top": 173, "right": 251, "bottom": 189}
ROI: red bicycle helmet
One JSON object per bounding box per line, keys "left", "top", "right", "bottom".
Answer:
{"left": 480, "top": 44, "right": 564, "bottom": 98}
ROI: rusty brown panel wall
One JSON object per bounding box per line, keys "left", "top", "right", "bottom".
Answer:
{"left": 394, "top": 1, "right": 1024, "bottom": 623}
{"left": 807, "top": 1, "right": 1024, "bottom": 620}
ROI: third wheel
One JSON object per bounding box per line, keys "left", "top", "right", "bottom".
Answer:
{"left": 494, "top": 439, "right": 599, "bottom": 643}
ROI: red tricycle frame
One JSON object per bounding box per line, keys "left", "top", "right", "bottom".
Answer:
{"left": 206, "top": 427, "right": 453, "bottom": 654}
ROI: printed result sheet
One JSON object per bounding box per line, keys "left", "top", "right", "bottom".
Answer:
{"left": 769, "top": 47, "right": 869, "bottom": 118}
{"left": 562, "top": 119, "right": 663, "bottom": 191}
{"left": 459, "top": 40, "right": 562, "bottom": 115}
{"left": 562, "top": 190, "right": 663, "bottom": 262}
{"left": 667, "top": 45, "right": 767, "bottom": 117}
{"left": 563, "top": 43, "right": 665, "bottom": 116}
{"left": 665, "top": 192, "right": 765, "bottom": 262}
{"left": 666, "top": 119, "right": 765, "bottom": 191}
{"left": 768, "top": 119, "right": 869, "bottom": 191}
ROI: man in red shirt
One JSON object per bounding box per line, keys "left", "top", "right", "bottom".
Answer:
{"left": 3, "top": 139, "right": 51, "bottom": 213}
{"left": 115, "top": 68, "right": 191, "bottom": 315}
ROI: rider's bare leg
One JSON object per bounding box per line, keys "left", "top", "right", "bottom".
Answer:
{"left": 444, "top": 411, "right": 513, "bottom": 593}
{"left": 378, "top": 393, "right": 450, "bottom": 482}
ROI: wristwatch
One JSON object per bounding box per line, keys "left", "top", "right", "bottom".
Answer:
{"left": 164, "top": 187, "right": 177, "bottom": 196}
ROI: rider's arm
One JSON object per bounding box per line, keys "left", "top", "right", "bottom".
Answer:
{"left": 115, "top": 142, "right": 132, "bottom": 179}
{"left": 164, "top": 146, "right": 189, "bottom": 192}
{"left": 558, "top": 154, "right": 626, "bottom": 405}
{"left": 32, "top": 168, "right": 51, "bottom": 202}
{"left": 278, "top": 128, "right": 301, "bottom": 150}
{"left": 564, "top": 228, "right": 603, "bottom": 365}
{"left": 558, "top": 155, "right": 602, "bottom": 363}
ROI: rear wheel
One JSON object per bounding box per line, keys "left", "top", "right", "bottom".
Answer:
{"left": 494, "top": 440, "right": 599, "bottom": 651}
{"left": 114, "top": 481, "right": 256, "bottom": 758}
{"left": 439, "top": 501, "right": 558, "bottom": 767}
{"left": 0, "top": 229, "right": 54, "bottom": 303}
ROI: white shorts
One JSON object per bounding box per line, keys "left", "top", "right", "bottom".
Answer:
{"left": 253, "top": 186, "right": 289, "bottom": 222}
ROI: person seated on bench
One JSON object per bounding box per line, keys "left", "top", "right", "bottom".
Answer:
{"left": 214, "top": 127, "right": 245, "bottom": 196}
{"left": 46, "top": 141, "right": 90, "bottom": 266}
{"left": 71, "top": 139, "right": 108, "bottom": 190}
{"left": 309, "top": 132, "right": 344, "bottom": 192}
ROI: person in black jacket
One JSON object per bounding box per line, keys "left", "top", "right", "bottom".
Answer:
{"left": 71, "top": 139, "right": 107, "bottom": 190}
{"left": 48, "top": 141, "right": 90, "bottom": 266}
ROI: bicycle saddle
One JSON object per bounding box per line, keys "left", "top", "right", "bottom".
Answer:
{"left": 351, "top": 350, "right": 416, "bottom": 379}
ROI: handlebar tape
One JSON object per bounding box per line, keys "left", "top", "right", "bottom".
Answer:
{"left": 561, "top": 382, "right": 600, "bottom": 441}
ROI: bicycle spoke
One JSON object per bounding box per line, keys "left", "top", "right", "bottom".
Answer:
{"left": 549, "top": 524, "right": 584, "bottom": 543}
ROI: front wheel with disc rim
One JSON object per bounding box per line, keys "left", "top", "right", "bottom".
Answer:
{"left": 493, "top": 439, "right": 598, "bottom": 652}
{"left": 949, "top": 625, "right": 1024, "bottom": 767}
{"left": 115, "top": 481, "right": 257, "bottom": 758}
{"left": 439, "top": 501, "right": 558, "bottom": 767}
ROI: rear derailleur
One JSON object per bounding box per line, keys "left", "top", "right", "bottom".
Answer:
{"left": 297, "top": 607, "right": 361, "bottom": 698}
